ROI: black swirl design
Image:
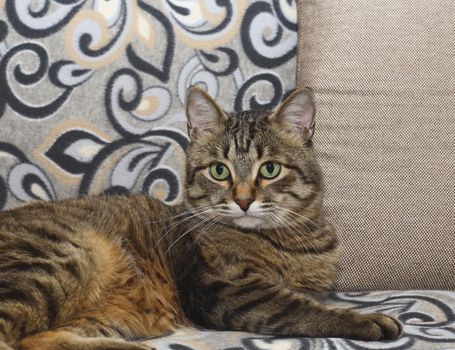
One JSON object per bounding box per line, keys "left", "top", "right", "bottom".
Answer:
{"left": 272, "top": 0, "right": 297, "bottom": 31}
{"left": 105, "top": 67, "right": 144, "bottom": 137}
{"left": 234, "top": 73, "right": 283, "bottom": 112}
{"left": 143, "top": 167, "right": 180, "bottom": 203}
{"left": 103, "top": 186, "right": 131, "bottom": 196}
{"left": 165, "top": 0, "right": 233, "bottom": 36}
{"left": 0, "top": 92, "right": 5, "bottom": 119}
{"left": 0, "top": 142, "right": 55, "bottom": 204}
{"left": 0, "top": 20, "right": 8, "bottom": 42}
{"left": 0, "top": 42, "right": 73, "bottom": 118}
{"left": 197, "top": 48, "right": 239, "bottom": 77}
{"left": 142, "top": 129, "right": 189, "bottom": 152}
{"left": 0, "top": 20, "right": 6, "bottom": 119}
{"left": 169, "top": 344, "right": 193, "bottom": 350}
{"left": 5, "top": 0, "right": 85, "bottom": 38}
{"left": 105, "top": 68, "right": 190, "bottom": 150}
{"left": 49, "top": 60, "right": 93, "bottom": 88}
{"left": 76, "top": 1, "right": 127, "bottom": 58}
{"left": 241, "top": 1, "right": 296, "bottom": 68}
{"left": 45, "top": 129, "right": 107, "bottom": 175}
{"left": 78, "top": 138, "right": 167, "bottom": 195}
{"left": 126, "top": 1, "right": 175, "bottom": 82}
{"left": 242, "top": 337, "right": 310, "bottom": 350}
{"left": 0, "top": 177, "right": 7, "bottom": 210}
{"left": 0, "top": 142, "right": 28, "bottom": 162}
{"left": 18, "top": 170, "right": 55, "bottom": 201}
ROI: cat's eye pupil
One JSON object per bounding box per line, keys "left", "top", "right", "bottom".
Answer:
{"left": 215, "top": 164, "right": 224, "bottom": 175}
{"left": 266, "top": 162, "right": 274, "bottom": 174}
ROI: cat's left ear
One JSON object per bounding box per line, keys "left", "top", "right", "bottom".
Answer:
{"left": 270, "top": 88, "right": 316, "bottom": 142}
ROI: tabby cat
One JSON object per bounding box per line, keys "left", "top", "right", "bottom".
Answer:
{"left": 0, "top": 87, "right": 402, "bottom": 350}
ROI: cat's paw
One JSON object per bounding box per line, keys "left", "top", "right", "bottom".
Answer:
{"left": 352, "top": 313, "right": 403, "bottom": 341}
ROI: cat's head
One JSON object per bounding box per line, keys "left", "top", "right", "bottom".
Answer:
{"left": 184, "top": 86, "right": 323, "bottom": 231}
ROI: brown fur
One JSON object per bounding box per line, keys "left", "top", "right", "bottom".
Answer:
{"left": 0, "top": 88, "right": 402, "bottom": 350}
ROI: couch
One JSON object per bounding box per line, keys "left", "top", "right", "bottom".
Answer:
{"left": 0, "top": 1, "right": 453, "bottom": 349}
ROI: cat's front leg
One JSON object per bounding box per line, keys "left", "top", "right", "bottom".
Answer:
{"left": 204, "top": 279, "right": 402, "bottom": 340}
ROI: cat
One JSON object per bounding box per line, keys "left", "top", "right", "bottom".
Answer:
{"left": 0, "top": 87, "right": 402, "bottom": 350}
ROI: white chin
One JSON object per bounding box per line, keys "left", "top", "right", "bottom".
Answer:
{"left": 232, "top": 216, "right": 264, "bottom": 229}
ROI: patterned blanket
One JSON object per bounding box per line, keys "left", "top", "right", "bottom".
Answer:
{"left": 143, "top": 291, "right": 455, "bottom": 350}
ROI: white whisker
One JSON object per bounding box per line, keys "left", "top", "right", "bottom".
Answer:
{"left": 165, "top": 213, "right": 216, "bottom": 254}
{"left": 153, "top": 206, "right": 223, "bottom": 249}
{"left": 270, "top": 211, "right": 315, "bottom": 256}
{"left": 193, "top": 213, "right": 224, "bottom": 245}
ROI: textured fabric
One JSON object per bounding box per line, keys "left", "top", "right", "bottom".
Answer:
{"left": 141, "top": 291, "right": 455, "bottom": 350}
{"left": 297, "top": 1, "right": 455, "bottom": 290}
{"left": 0, "top": 0, "right": 297, "bottom": 210}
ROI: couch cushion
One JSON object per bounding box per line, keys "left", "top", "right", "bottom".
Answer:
{"left": 297, "top": 1, "right": 454, "bottom": 290}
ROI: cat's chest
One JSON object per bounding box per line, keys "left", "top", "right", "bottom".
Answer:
{"left": 211, "top": 234, "right": 338, "bottom": 292}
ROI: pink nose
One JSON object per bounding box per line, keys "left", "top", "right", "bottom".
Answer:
{"left": 235, "top": 198, "right": 254, "bottom": 212}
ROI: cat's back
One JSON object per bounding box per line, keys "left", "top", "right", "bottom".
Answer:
{"left": 0, "top": 193, "right": 172, "bottom": 231}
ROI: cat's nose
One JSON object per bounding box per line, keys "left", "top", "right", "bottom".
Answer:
{"left": 235, "top": 198, "right": 254, "bottom": 212}
{"left": 234, "top": 182, "right": 255, "bottom": 212}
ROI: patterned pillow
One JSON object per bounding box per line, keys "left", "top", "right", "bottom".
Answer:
{"left": 0, "top": 0, "right": 297, "bottom": 210}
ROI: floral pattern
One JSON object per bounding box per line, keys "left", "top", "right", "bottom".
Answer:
{"left": 0, "top": 0, "right": 297, "bottom": 209}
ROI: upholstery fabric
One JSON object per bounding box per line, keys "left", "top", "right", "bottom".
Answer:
{"left": 297, "top": 0, "right": 455, "bottom": 290}
{"left": 0, "top": 0, "right": 297, "bottom": 210}
{"left": 141, "top": 291, "right": 455, "bottom": 350}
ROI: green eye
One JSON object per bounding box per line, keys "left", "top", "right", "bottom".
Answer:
{"left": 209, "top": 163, "right": 230, "bottom": 181}
{"left": 259, "top": 161, "right": 281, "bottom": 179}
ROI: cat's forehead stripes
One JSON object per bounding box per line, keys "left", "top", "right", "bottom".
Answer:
{"left": 225, "top": 111, "right": 271, "bottom": 160}
{"left": 220, "top": 112, "right": 269, "bottom": 181}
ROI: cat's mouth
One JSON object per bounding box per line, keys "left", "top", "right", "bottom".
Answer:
{"left": 232, "top": 215, "right": 264, "bottom": 229}
{"left": 233, "top": 211, "right": 261, "bottom": 218}
{"left": 230, "top": 210, "right": 270, "bottom": 229}
{"left": 220, "top": 201, "right": 272, "bottom": 229}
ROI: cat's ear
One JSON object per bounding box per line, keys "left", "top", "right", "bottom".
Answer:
{"left": 185, "top": 86, "right": 227, "bottom": 141}
{"left": 270, "top": 88, "right": 316, "bottom": 142}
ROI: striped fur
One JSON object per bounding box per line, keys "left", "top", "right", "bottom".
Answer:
{"left": 0, "top": 89, "right": 401, "bottom": 350}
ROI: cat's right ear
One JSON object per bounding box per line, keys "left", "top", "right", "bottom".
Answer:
{"left": 269, "top": 87, "right": 316, "bottom": 142}
{"left": 185, "top": 86, "right": 226, "bottom": 141}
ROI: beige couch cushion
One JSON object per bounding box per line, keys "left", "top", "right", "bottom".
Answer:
{"left": 297, "top": 0, "right": 454, "bottom": 290}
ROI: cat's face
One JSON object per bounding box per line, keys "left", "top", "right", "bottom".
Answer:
{"left": 184, "top": 87, "right": 322, "bottom": 231}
